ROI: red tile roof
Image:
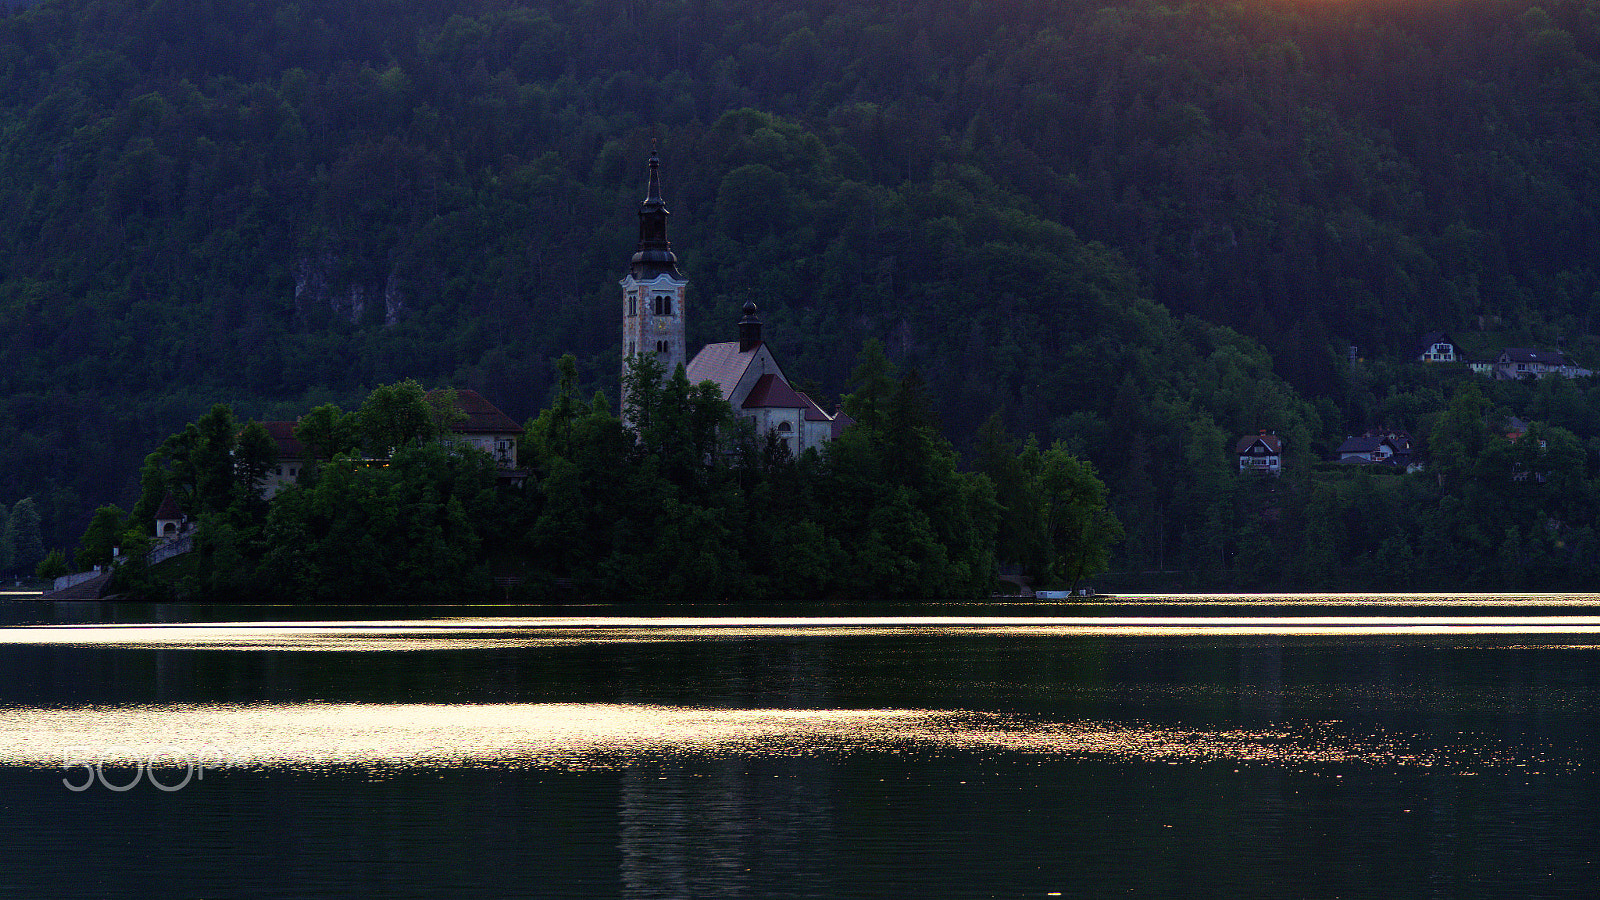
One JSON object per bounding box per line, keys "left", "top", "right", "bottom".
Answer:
{"left": 685, "top": 341, "right": 758, "bottom": 402}
{"left": 1235, "top": 434, "right": 1283, "bottom": 454}
{"left": 155, "top": 492, "right": 185, "bottom": 520}
{"left": 429, "top": 389, "right": 524, "bottom": 434}
{"left": 741, "top": 373, "right": 811, "bottom": 410}
{"left": 830, "top": 406, "right": 855, "bottom": 439}
{"left": 261, "top": 421, "right": 306, "bottom": 459}
{"left": 795, "top": 391, "right": 831, "bottom": 422}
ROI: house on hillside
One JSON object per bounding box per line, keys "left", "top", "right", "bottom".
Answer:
{"left": 1494, "top": 348, "right": 1591, "bottom": 380}
{"left": 1416, "top": 332, "right": 1459, "bottom": 363}
{"left": 1503, "top": 416, "right": 1531, "bottom": 442}
{"left": 1236, "top": 432, "right": 1283, "bottom": 476}
{"left": 1335, "top": 429, "right": 1415, "bottom": 468}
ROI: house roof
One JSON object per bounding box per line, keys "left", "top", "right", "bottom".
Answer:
{"left": 1235, "top": 434, "right": 1282, "bottom": 454}
{"left": 741, "top": 373, "right": 810, "bottom": 410}
{"left": 431, "top": 389, "right": 524, "bottom": 434}
{"left": 830, "top": 406, "right": 856, "bottom": 439}
{"left": 796, "top": 391, "right": 831, "bottom": 422}
{"left": 1417, "top": 331, "right": 1455, "bottom": 354}
{"left": 1500, "top": 348, "right": 1569, "bottom": 365}
{"left": 1364, "top": 429, "right": 1413, "bottom": 450}
{"left": 1337, "top": 435, "right": 1386, "bottom": 455}
{"left": 155, "top": 492, "right": 185, "bottom": 520}
{"left": 1338, "top": 455, "right": 1401, "bottom": 467}
{"left": 261, "top": 421, "right": 306, "bottom": 460}
{"left": 686, "top": 341, "right": 759, "bottom": 402}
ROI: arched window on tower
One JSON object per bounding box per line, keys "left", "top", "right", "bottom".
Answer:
{"left": 654, "top": 295, "right": 672, "bottom": 316}
{"left": 628, "top": 295, "right": 637, "bottom": 316}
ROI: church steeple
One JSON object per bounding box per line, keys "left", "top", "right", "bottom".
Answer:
{"left": 738, "top": 301, "right": 763, "bottom": 352}
{"left": 619, "top": 150, "right": 689, "bottom": 408}
{"left": 631, "top": 150, "right": 681, "bottom": 280}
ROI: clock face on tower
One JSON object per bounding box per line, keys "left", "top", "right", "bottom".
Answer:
{"left": 655, "top": 320, "right": 668, "bottom": 332}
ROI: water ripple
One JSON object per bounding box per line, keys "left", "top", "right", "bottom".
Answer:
{"left": 0, "top": 702, "right": 1552, "bottom": 775}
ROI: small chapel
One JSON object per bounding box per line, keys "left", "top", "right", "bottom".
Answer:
{"left": 619, "top": 152, "right": 851, "bottom": 455}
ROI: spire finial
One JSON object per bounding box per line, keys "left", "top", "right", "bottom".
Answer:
{"left": 645, "top": 147, "right": 663, "bottom": 203}
{"left": 630, "top": 149, "right": 679, "bottom": 279}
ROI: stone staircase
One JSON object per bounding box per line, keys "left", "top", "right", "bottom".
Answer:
{"left": 41, "top": 569, "right": 113, "bottom": 600}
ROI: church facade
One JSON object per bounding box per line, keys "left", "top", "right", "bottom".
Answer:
{"left": 619, "top": 153, "right": 851, "bottom": 455}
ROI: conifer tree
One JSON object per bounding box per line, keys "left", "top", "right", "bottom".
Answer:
{"left": 8, "top": 498, "right": 43, "bottom": 575}
{"left": 0, "top": 503, "right": 12, "bottom": 575}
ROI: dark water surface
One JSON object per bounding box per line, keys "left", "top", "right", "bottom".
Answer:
{"left": 0, "top": 594, "right": 1596, "bottom": 898}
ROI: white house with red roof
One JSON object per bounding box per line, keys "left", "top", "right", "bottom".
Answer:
{"left": 685, "top": 302, "right": 846, "bottom": 455}
{"left": 1235, "top": 431, "right": 1283, "bottom": 476}
{"left": 255, "top": 389, "right": 524, "bottom": 498}
{"left": 258, "top": 420, "right": 308, "bottom": 498}
{"left": 427, "top": 388, "right": 524, "bottom": 471}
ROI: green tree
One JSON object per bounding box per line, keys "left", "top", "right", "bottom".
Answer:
{"left": 234, "top": 421, "right": 280, "bottom": 517}
{"left": 294, "top": 404, "right": 361, "bottom": 461}
{"left": 0, "top": 503, "right": 11, "bottom": 575}
{"left": 192, "top": 404, "right": 241, "bottom": 517}
{"left": 74, "top": 505, "right": 127, "bottom": 571}
{"left": 840, "top": 339, "right": 899, "bottom": 433}
{"left": 35, "top": 548, "right": 68, "bottom": 581}
{"left": 8, "top": 498, "right": 44, "bottom": 576}
{"left": 1037, "top": 442, "right": 1124, "bottom": 591}
{"left": 357, "top": 379, "right": 439, "bottom": 456}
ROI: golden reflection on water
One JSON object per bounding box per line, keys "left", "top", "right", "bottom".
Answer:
{"left": 0, "top": 702, "right": 1543, "bottom": 774}
{"left": 5, "top": 615, "right": 1600, "bottom": 651}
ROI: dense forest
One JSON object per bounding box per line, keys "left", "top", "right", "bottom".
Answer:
{"left": 2, "top": 0, "right": 1599, "bottom": 589}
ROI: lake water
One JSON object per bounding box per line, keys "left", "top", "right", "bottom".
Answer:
{"left": 0, "top": 593, "right": 1596, "bottom": 898}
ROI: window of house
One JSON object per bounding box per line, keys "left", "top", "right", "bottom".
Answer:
{"left": 776, "top": 421, "right": 792, "bottom": 432}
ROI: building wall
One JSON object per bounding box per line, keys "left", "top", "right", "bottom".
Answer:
{"left": 453, "top": 433, "right": 519, "bottom": 469}
{"left": 621, "top": 273, "right": 688, "bottom": 381}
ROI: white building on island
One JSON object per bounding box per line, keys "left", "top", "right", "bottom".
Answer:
{"left": 619, "top": 152, "right": 851, "bottom": 455}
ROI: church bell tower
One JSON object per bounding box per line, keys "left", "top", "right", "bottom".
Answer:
{"left": 620, "top": 151, "right": 688, "bottom": 391}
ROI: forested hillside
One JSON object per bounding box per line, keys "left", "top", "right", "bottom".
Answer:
{"left": 0, "top": 0, "right": 1596, "bottom": 581}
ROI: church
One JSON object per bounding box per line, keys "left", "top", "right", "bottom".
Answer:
{"left": 619, "top": 152, "right": 851, "bottom": 455}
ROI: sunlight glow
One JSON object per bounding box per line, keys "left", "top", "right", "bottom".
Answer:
{"left": 5, "top": 613, "right": 1600, "bottom": 651}
{"left": 0, "top": 702, "right": 1542, "bottom": 774}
